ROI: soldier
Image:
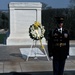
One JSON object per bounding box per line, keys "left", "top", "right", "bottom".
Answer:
{"left": 48, "top": 17, "right": 69, "bottom": 75}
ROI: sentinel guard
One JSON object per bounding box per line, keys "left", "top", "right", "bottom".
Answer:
{"left": 48, "top": 17, "right": 69, "bottom": 75}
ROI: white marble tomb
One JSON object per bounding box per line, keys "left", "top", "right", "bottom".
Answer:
{"left": 7, "top": 2, "right": 47, "bottom": 45}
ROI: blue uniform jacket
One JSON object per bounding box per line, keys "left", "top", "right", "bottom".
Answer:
{"left": 48, "top": 28, "right": 69, "bottom": 60}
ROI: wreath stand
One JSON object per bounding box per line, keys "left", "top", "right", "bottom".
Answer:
{"left": 26, "top": 40, "right": 50, "bottom": 61}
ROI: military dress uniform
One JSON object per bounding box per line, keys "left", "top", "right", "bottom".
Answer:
{"left": 48, "top": 27, "right": 69, "bottom": 75}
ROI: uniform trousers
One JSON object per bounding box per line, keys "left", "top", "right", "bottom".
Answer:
{"left": 53, "top": 58, "right": 66, "bottom": 75}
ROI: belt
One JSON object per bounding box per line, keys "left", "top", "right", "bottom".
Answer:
{"left": 55, "top": 43, "right": 66, "bottom": 47}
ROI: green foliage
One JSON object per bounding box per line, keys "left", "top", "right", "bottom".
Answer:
{"left": 0, "top": 11, "right": 9, "bottom": 30}
{"left": 42, "top": 8, "right": 75, "bottom": 40}
{"left": 0, "top": 34, "right": 5, "bottom": 43}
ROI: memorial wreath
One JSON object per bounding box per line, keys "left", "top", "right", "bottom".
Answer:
{"left": 29, "top": 21, "right": 45, "bottom": 40}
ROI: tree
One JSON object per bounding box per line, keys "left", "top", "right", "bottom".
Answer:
{"left": 69, "top": 0, "right": 75, "bottom": 9}
{"left": 1, "top": 12, "right": 8, "bottom": 30}
{"left": 41, "top": 2, "right": 52, "bottom": 10}
{"left": 41, "top": 2, "right": 47, "bottom": 10}
{"left": 46, "top": 6, "right": 52, "bottom": 9}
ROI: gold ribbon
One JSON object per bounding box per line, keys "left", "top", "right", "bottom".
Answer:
{"left": 34, "top": 21, "right": 40, "bottom": 29}
{"left": 34, "top": 21, "right": 45, "bottom": 50}
{"left": 35, "top": 29, "right": 44, "bottom": 50}
{"left": 39, "top": 39, "right": 45, "bottom": 50}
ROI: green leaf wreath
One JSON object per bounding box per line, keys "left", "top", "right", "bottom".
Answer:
{"left": 29, "top": 21, "right": 45, "bottom": 40}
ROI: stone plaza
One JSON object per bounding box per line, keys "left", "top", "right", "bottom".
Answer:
{"left": 0, "top": 44, "right": 75, "bottom": 73}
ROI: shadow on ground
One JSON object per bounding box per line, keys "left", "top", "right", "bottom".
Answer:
{"left": 0, "top": 71, "right": 75, "bottom": 75}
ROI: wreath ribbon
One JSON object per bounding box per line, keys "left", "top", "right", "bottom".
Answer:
{"left": 39, "top": 39, "right": 45, "bottom": 49}
{"left": 36, "top": 30, "right": 45, "bottom": 49}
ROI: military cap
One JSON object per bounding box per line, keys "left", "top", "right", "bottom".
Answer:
{"left": 55, "top": 16, "right": 64, "bottom": 23}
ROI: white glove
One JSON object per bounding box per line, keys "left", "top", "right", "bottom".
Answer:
{"left": 67, "top": 55, "right": 70, "bottom": 58}
{"left": 50, "top": 56, "right": 53, "bottom": 60}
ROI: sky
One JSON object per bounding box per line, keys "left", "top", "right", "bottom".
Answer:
{"left": 0, "top": 0, "right": 70, "bottom": 10}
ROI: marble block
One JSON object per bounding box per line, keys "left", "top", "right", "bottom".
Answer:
{"left": 70, "top": 47, "right": 75, "bottom": 56}
{"left": 7, "top": 2, "right": 47, "bottom": 45}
